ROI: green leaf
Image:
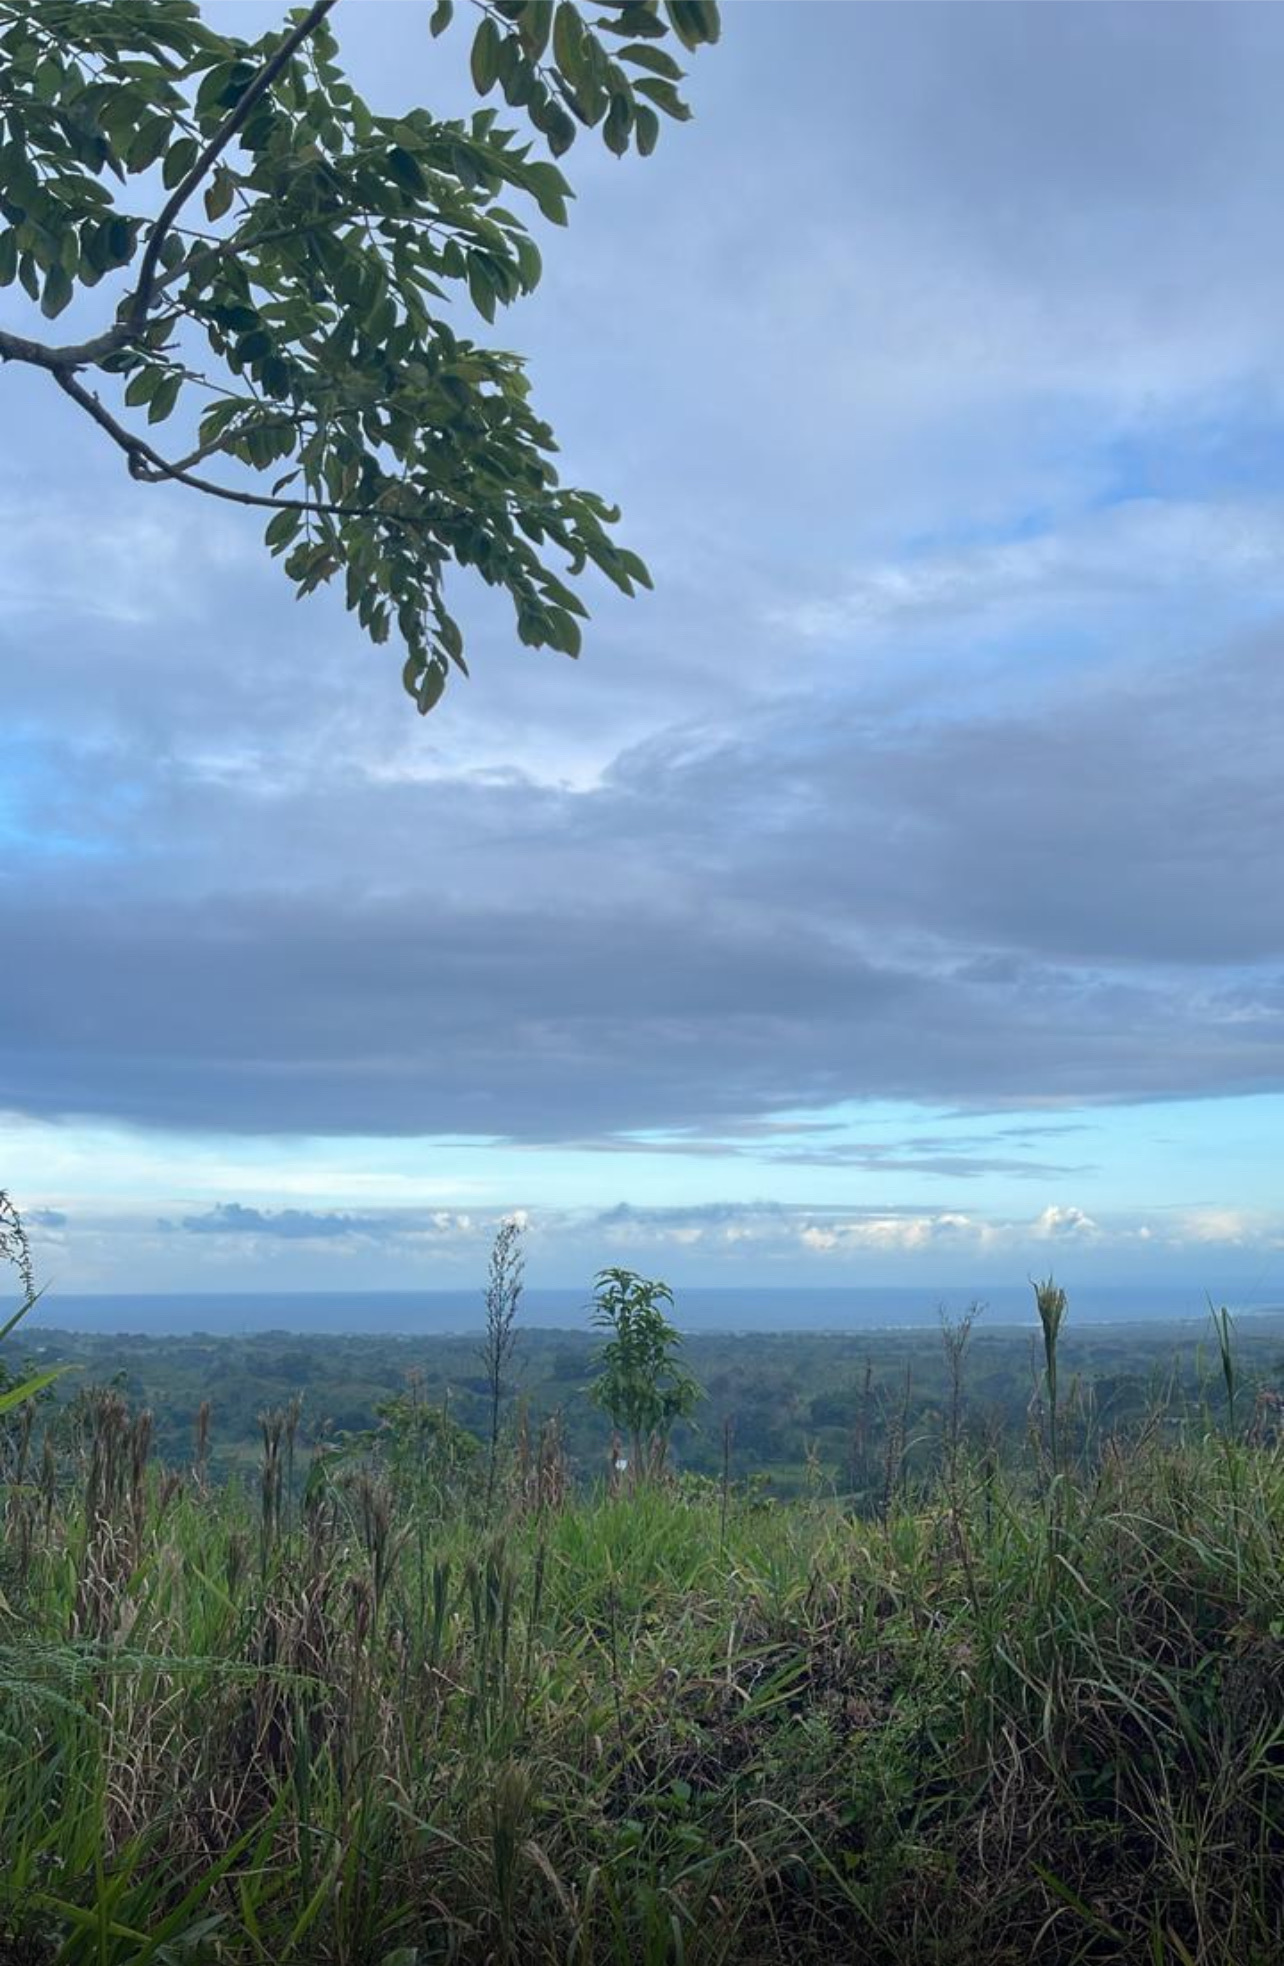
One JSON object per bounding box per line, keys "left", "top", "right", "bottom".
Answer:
{"left": 566, "top": 70, "right": 608, "bottom": 129}
{"left": 632, "top": 75, "right": 690, "bottom": 119}
{"left": 553, "top": 2, "right": 585, "bottom": 79}
{"left": 0, "top": 230, "right": 16, "bottom": 287}
{"left": 265, "top": 507, "right": 303, "bottom": 550}
{"left": 128, "top": 114, "right": 173, "bottom": 174}
{"left": 512, "top": 232, "right": 542, "bottom": 289}
{"left": 471, "top": 16, "right": 502, "bottom": 94}
{"left": 161, "top": 136, "right": 199, "bottom": 190}
{"left": 204, "top": 167, "right": 235, "bottom": 222}
{"left": 524, "top": 161, "right": 572, "bottom": 224}
{"left": 467, "top": 253, "right": 498, "bottom": 322}
{"left": 545, "top": 104, "right": 577, "bottom": 158}
{"left": 416, "top": 659, "right": 448, "bottom": 714}
{"left": 147, "top": 371, "right": 183, "bottom": 424}
{"left": 0, "top": 1367, "right": 67, "bottom": 1417}
{"left": 604, "top": 3, "right": 667, "bottom": 38}
{"left": 261, "top": 353, "right": 292, "bottom": 398}
{"left": 439, "top": 612, "right": 464, "bottom": 661}
{"left": 634, "top": 103, "right": 660, "bottom": 156}
{"left": 388, "top": 145, "right": 426, "bottom": 193}
{"left": 39, "top": 263, "right": 73, "bottom": 318}
{"left": 124, "top": 366, "right": 163, "bottom": 408}
{"left": 195, "top": 60, "right": 239, "bottom": 116}
{"left": 1030, "top": 1865, "right": 1127, "bottom": 1944}
{"left": 106, "top": 215, "right": 134, "bottom": 266}
{"left": 501, "top": 49, "right": 539, "bottom": 109}
{"left": 430, "top": 0, "right": 454, "bottom": 36}
{"left": 33, "top": 57, "right": 64, "bottom": 105}
{"left": 519, "top": 1, "right": 554, "bottom": 59}
{"left": 665, "top": 0, "right": 719, "bottom": 49}
{"left": 618, "top": 42, "right": 684, "bottom": 77}
{"left": 603, "top": 93, "right": 633, "bottom": 156}
{"left": 548, "top": 606, "right": 582, "bottom": 655}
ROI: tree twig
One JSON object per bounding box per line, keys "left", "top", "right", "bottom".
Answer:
{"left": 0, "top": 325, "right": 130, "bottom": 371}
{"left": 125, "top": 0, "right": 342, "bottom": 336}
{"left": 51, "top": 367, "right": 446, "bottom": 530}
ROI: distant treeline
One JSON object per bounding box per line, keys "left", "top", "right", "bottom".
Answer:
{"left": 7, "top": 1312, "right": 1284, "bottom": 1500}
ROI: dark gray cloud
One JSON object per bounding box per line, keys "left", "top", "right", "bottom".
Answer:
{"left": 2, "top": 619, "right": 1281, "bottom": 1138}
{"left": 3, "top": 609, "right": 1283, "bottom": 1140}
{"left": 597, "top": 1201, "right": 789, "bottom": 1232}
{"left": 174, "top": 1203, "right": 397, "bottom": 1240}
{"left": 559, "top": 1116, "right": 1092, "bottom": 1178}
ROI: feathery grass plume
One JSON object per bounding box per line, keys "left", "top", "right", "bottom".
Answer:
{"left": 939, "top": 1299, "right": 983, "bottom": 1497}
{"left": 878, "top": 1362, "right": 914, "bottom": 1520}
{"left": 1032, "top": 1275, "right": 1069, "bottom": 1478}
{"left": 489, "top": 1759, "right": 533, "bottom": 1962}
{"left": 352, "top": 1467, "right": 404, "bottom": 1624}
{"left": 536, "top": 1409, "right": 569, "bottom": 1516}
{"left": 1209, "top": 1298, "right": 1239, "bottom": 1437}
{"left": 283, "top": 1393, "right": 303, "bottom": 1534}
{"left": 720, "top": 1413, "right": 735, "bottom": 1548}
{"left": 0, "top": 1190, "right": 34, "bottom": 1310}
{"left": 481, "top": 1217, "right": 525, "bottom": 1522}
{"left": 38, "top": 1430, "right": 57, "bottom": 1528}
{"left": 0, "top": 1192, "right": 67, "bottom": 1421}
{"left": 258, "top": 1406, "right": 290, "bottom": 1574}
{"left": 128, "top": 1407, "right": 153, "bottom": 1542}
{"left": 193, "top": 1397, "right": 212, "bottom": 1489}
{"left": 849, "top": 1356, "right": 876, "bottom": 1508}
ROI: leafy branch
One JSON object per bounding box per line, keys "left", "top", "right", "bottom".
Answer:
{"left": 0, "top": 0, "right": 719, "bottom": 712}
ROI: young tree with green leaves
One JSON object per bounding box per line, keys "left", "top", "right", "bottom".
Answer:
{"left": 0, "top": 0, "right": 720, "bottom": 711}
{"left": 588, "top": 1266, "right": 700, "bottom": 1483}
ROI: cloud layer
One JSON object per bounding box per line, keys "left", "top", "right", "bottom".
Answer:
{"left": 3, "top": 611, "right": 1281, "bottom": 1139}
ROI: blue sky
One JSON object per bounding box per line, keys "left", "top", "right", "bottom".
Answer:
{"left": 2, "top": 2, "right": 1283, "bottom": 1300}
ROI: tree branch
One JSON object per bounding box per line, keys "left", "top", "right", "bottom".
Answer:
{"left": 51, "top": 368, "right": 162, "bottom": 472}
{"left": 125, "top": 0, "right": 342, "bottom": 336}
{"left": 0, "top": 325, "right": 129, "bottom": 371}
{"left": 0, "top": 1, "right": 342, "bottom": 380}
{"left": 51, "top": 367, "right": 428, "bottom": 527}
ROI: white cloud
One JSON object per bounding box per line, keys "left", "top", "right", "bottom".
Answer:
{"left": 799, "top": 1212, "right": 991, "bottom": 1256}
{"left": 1174, "top": 1207, "right": 1258, "bottom": 1247}
{"left": 1032, "top": 1205, "right": 1101, "bottom": 1242}
{"left": 771, "top": 499, "right": 1284, "bottom": 645}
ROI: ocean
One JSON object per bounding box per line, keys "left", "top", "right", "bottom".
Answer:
{"left": 16, "top": 1284, "right": 1284, "bottom": 1337}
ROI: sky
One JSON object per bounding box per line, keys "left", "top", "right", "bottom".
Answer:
{"left": 2, "top": 1, "right": 1283, "bottom": 1303}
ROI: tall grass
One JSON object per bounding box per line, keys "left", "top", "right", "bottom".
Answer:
{"left": 2, "top": 1306, "right": 1284, "bottom": 1962}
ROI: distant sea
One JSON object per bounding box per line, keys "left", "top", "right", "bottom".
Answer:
{"left": 16, "top": 1285, "right": 1284, "bottom": 1337}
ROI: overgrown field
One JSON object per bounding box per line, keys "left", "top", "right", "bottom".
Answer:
{"left": 4, "top": 1324, "right": 1284, "bottom": 1964}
